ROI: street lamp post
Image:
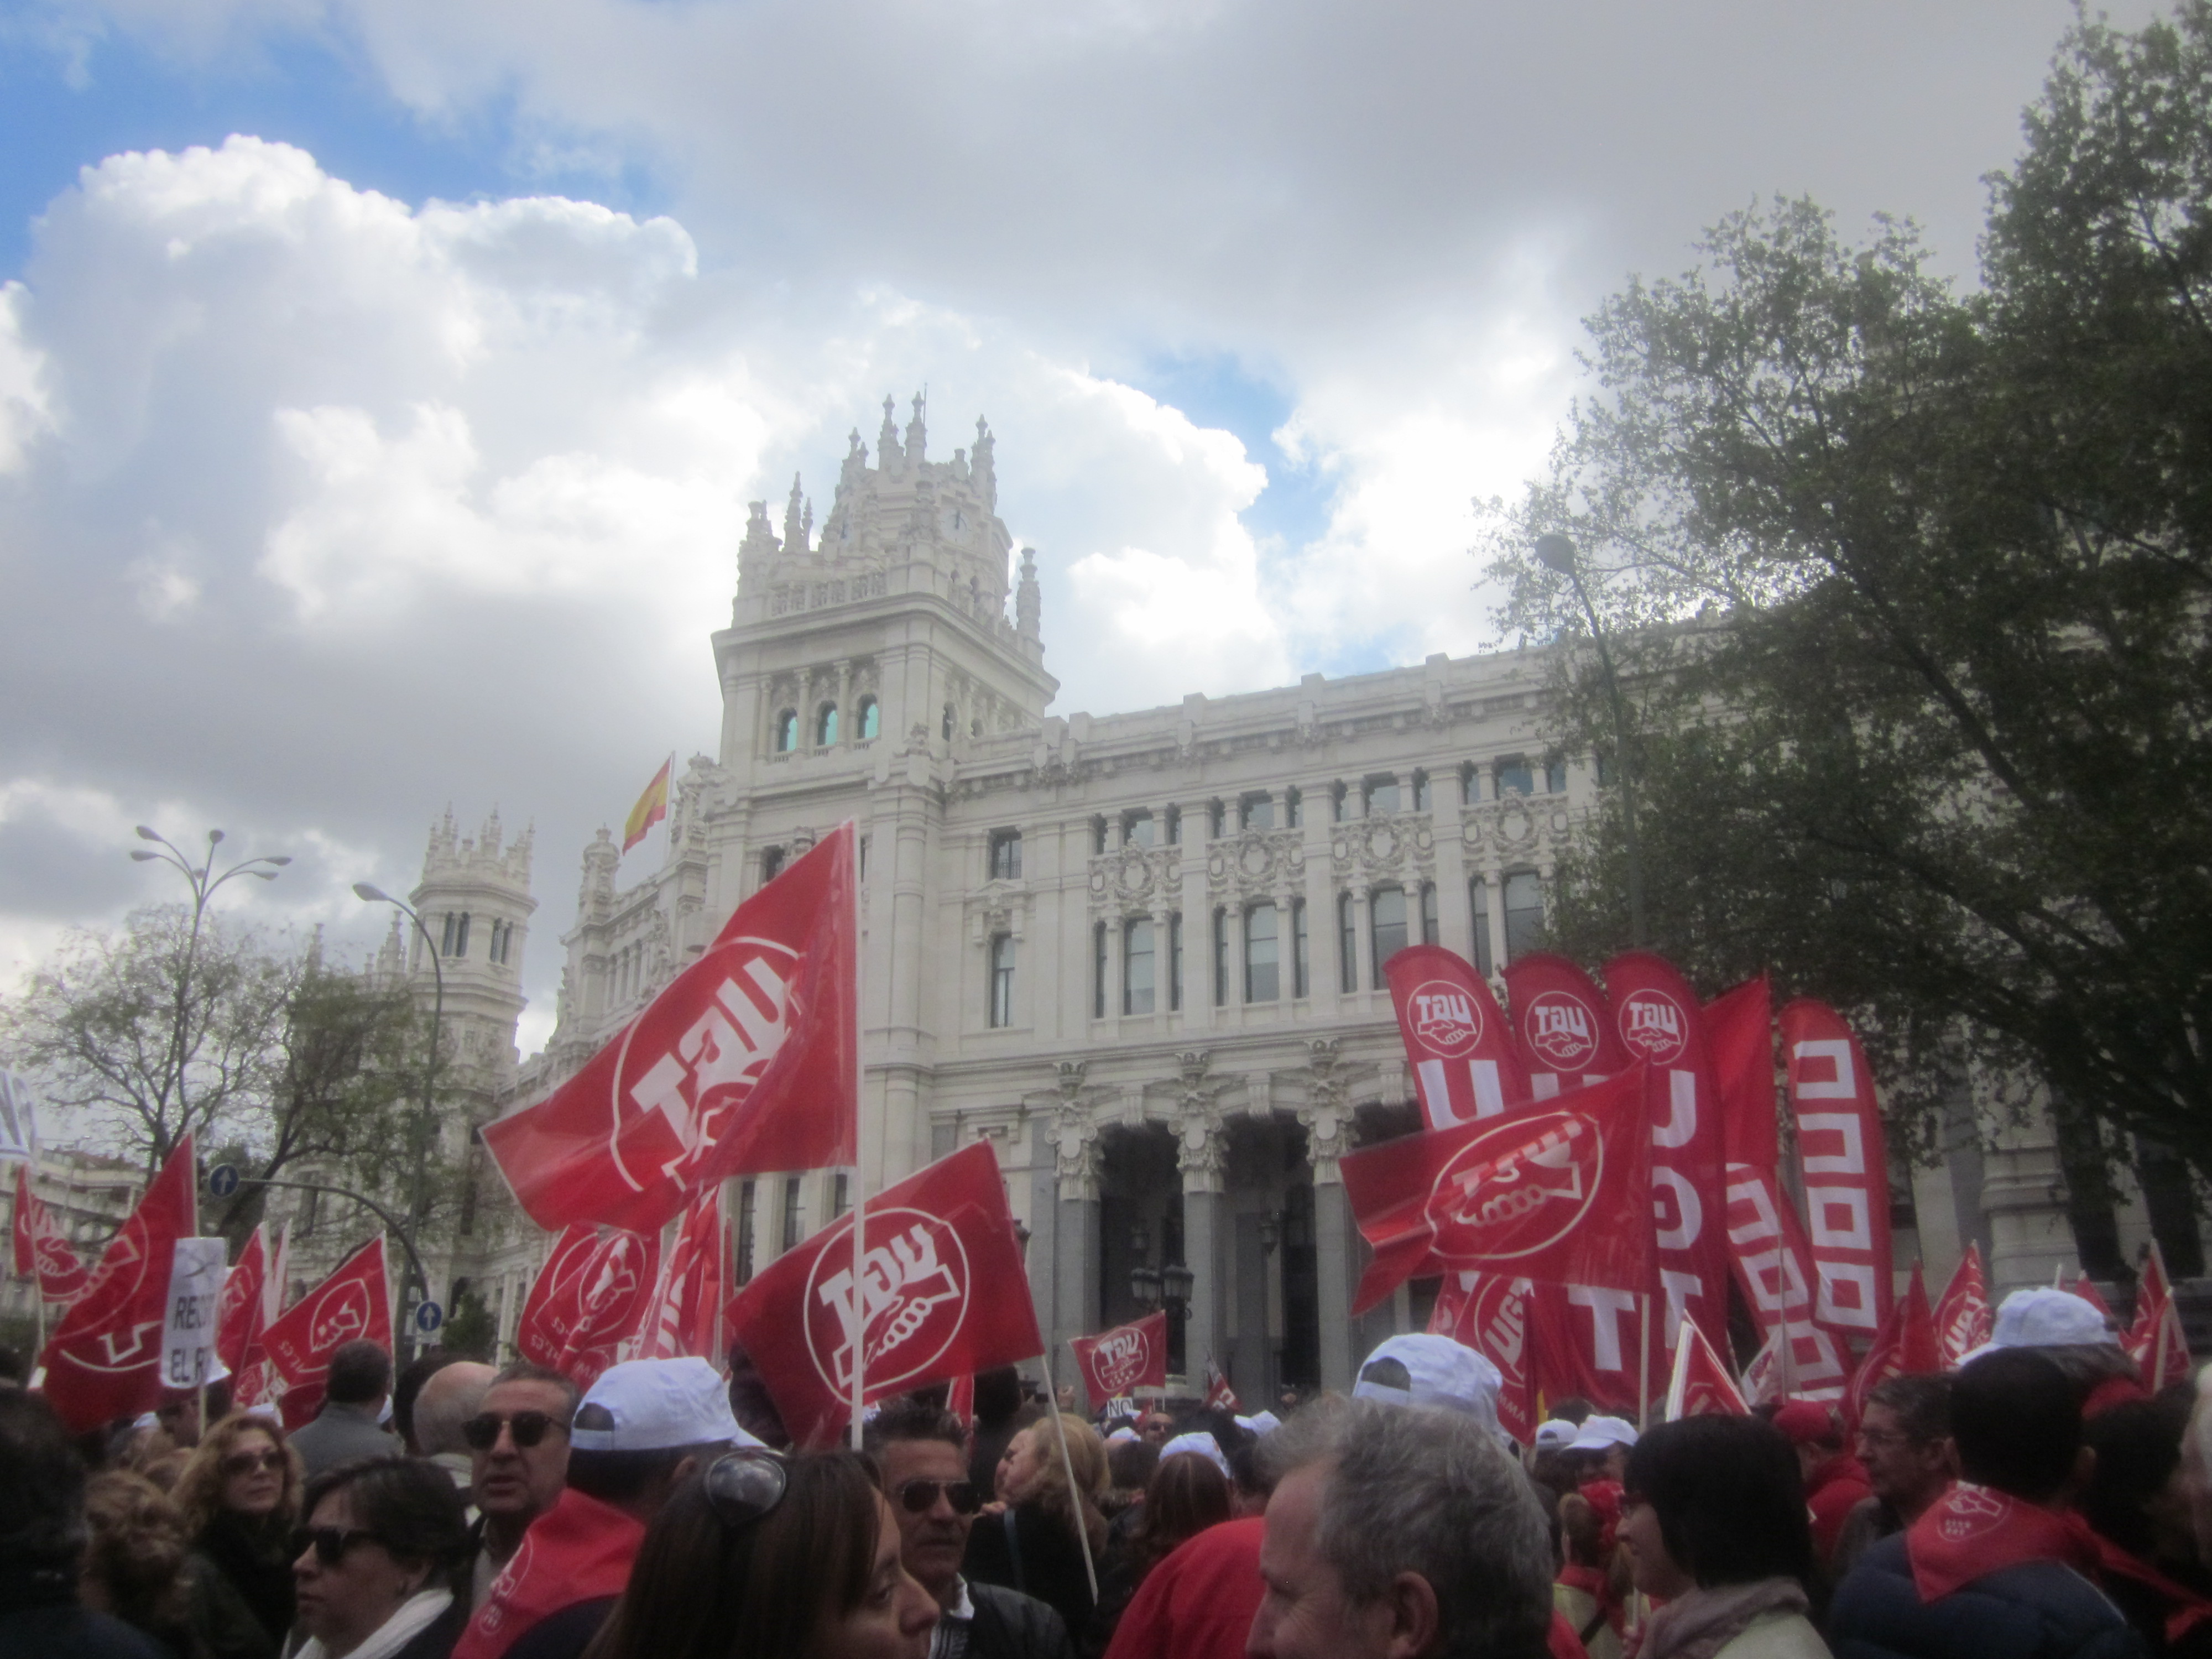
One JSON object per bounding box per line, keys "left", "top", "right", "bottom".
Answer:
{"left": 1533, "top": 534, "right": 1647, "bottom": 949}
{"left": 353, "top": 883, "right": 445, "bottom": 1342}
{"left": 129, "top": 827, "right": 291, "bottom": 1161}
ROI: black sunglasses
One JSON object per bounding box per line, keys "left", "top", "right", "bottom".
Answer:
{"left": 463, "top": 1410, "right": 568, "bottom": 1451}
{"left": 704, "top": 1449, "right": 791, "bottom": 1528}
{"left": 896, "top": 1478, "right": 982, "bottom": 1516}
{"left": 291, "top": 1526, "right": 382, "bottom": 1567}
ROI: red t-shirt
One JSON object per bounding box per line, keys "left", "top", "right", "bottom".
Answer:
{"left": 454, "top": 1489, "right": 644, "bottom": 1659}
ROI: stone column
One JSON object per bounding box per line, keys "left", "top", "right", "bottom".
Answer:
{"left": 1300, "top": 1040, "right": 1357, "bottom": 1392}
{"left": 1047, "top": 1078, "right": 1102, "bottom": 1362}
{"left": 834, "top": 659, "right": 853, "bottom": 749}
{"left": 1176, "top": 1090, "right": 1228, "bottom": 1384}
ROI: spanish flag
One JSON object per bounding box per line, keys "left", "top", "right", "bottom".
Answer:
{"left": 623, "top": 755, "right": 674, "bottom": 852}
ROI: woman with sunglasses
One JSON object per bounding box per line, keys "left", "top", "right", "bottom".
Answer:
{"left": 582, "top": 1449, "right": 938, "bottom": 1659}
{"left": 173, "top": 1410, "right": 305, "bottom": 1652}
{"left": 292, "top": 1455, "right": 473, "bottom": 1659}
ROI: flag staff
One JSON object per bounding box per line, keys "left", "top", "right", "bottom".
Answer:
{"left": 1037, "top": 1342, "right": 1100, "bottom": 1601}
{"left": 1637, "top": 1293, "right": 1651, "bottom": 1430}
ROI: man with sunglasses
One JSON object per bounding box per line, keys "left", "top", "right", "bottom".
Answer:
{"left": 466, "top": 1361, "right": 579, "bottom": 1609}
{"left": 868, "top": 1398, "right": 1075, "bottom": 1659}
{"left": 456, "top": 1355, "right": 752, "bottom": 1659}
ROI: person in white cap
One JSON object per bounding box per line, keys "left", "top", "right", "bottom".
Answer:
{"left": 1157, "top": 1432, "right": 1234, "bottom": 1479}
{"left": 1350, "top": 1333, "right": 1513, "bottom": 1451}
{"left": 1567, "top": 1416, "right": 1638, "bottom": 1485}
{"left": 1974, "top": 1287, "right": 2148, "bottom": 1418}
{"left": 453, "top": 1358, "right": 753, "bottom": 1659}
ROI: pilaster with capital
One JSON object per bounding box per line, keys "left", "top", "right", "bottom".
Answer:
{"left": 1047, "top": 1060, "right": 1103, "bottom": 1348}
{"left": 1168, "top": 1049, "right": 1231, "bottom": 1379}
{"left": 1299, "top": 1036, "right": 1358, "bottom": 1390}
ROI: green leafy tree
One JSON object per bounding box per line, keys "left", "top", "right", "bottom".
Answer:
{"left": 1480, "top": 8, "right": 2212, "bottom": 1192}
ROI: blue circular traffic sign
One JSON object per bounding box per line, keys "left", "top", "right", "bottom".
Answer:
{"left": 207, "top": 1164, "right": 241, "bottom": 1199}
{"left": 414, "top": 1301, "right": 444, "bottom": 1335}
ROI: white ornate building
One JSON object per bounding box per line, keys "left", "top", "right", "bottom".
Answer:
{"left": 335, "top": 398, "right": 2193, "bottom": 1396}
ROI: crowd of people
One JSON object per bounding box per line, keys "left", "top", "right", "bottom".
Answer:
{"left": 4, "top": 1281, "right": 2212, "bottom": 1659}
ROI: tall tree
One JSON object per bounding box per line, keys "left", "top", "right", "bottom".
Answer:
{"left": 1480, "top": 7, "right": 2212, "bottom": 1178}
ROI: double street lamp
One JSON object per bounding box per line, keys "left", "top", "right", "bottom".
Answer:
{"left": 352, "top": 883, "right": 446, "bottom": 1344}
{"left": 1533, "top": 533, "right": 1647, "bottom": 949}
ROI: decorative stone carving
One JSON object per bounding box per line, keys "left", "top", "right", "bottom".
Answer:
{"left": 1204, "top": 828, "right": 1305, "bottom": 902}
{"left": 967, "top": 878, "right": 1028, "bottom": 943}
{"left": 1460, "top": 799, "right": 1578, "bottom": 858}
{"left": 1088, "top": 844, "right": 1181, "bottom": 916}
{"left": 1329, "top": 811, "right": 1436, "bottom": 888}
{"left": 1165, "top": 1051, "right": 1231, "bottom": 1194}
{"left": 1046, "top": 1061, "right": 1103, "bottom": 1202}
{"left": 1297, "top": 1037, "right": 1355, "bottom": 1183}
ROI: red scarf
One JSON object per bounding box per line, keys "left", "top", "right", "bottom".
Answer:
{"left": 1558, "top": 1562, "right": 1627, "bottom": 1635}
{"left": 453, "top": 1489, "right": 644, "bottom": 1659}
{"left": 1906, "top": 1484, "right": 2101, "bottom": 1603}
{"left": 2068, "top": 1519, "right": 2212, "bottom": 1646}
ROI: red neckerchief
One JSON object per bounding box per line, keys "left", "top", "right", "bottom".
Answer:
{"left": 1558, "top": 1562, "right": 1628, "bottom": 1634}
{"left": 1905, "top": 1484, "right": 2100, "bottom": 1603}
{"left": 2065, "top": 1515, "right": 2212, "bottom": 1645}
{"left": 453, "top": 1489, "right": 644, "bottom": 1659}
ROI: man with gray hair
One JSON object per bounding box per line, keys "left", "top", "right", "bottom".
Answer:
{"left": 1247, "top": 1396, "right": 1554, "bottom": 1659}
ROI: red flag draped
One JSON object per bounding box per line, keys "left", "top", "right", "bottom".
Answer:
{"left": 2073, "top": 1274, "right": 2116, "bottom": 1323}
{"left": 38, "top": 1138, "right": 197, "bottom": 1433}
{"left": 13, "top": 1162, "right": 90, "bottom": 1304}
{"left": 724, "top": 1142, "right": 1042, "bottom": 1446}
{"left": 1429, "top": 1271, "right": 1538, "bottom": 1443}
{"left": 516, "top": 1224, "right": 662, "bottom": 1391}
{"left": 1201, "top": 1359, "right": 1239, "bottom": 1414}
{"left": 215, "top": 1225, "right": 270, "bottom": 1381}
{"left": 262, "top": 1235, "right": 393, "bottom": 1428}
{"left": 484, "top": 824, "right": 859, "bottom": 1233}
{"left": 1071, "top": 1312, "right": 1168, "bottom": 1404}
{"left": 1504, "top": 953, "right": 1631, "bottom": 1100}
{"left": 1934, "top": 1245, "right": 1994, "bottom": 1366}
{"left": 637, "top": 1192, "right": 726, "bottom": 1362}
{"left": 1845, "top": 1260, "right": 1940, "bottom": 1423}
{"left": 2127, "top": 1246, "right": 2192, "bottom": 1390}
{"left": 1707, "top": 978, "right": 1848, "bottom": 1395}
{"left": 1602, "top": 953, "right": 1732, "bottom": 1349}
{"left": 1385, "top": 945, "right": 1530, "bottom": 1130}
{"left": 1780, "top": 1000, "right": 1895, "bottom": 1341}
{"left": 1524, "top": 1279, "right": 1645, "bottom": 1416}
{"left": 1665, "top": 1316, "right": 1750, "bottom": 1420}
{"left": 1342, "top": 1067, "right": 1653, "bottom": 1317}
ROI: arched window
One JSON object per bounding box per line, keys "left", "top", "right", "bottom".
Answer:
{"left": 816, "top": 703, "right": 839, "bottom": 746}
{"left": 857, "top": 696, "right": 880, "bottom": 741}
{"left": 773, "top": 709, "right": 799, "bottom": 752}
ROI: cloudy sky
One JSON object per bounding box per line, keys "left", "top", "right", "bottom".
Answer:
{"left": 0, "top": 0, "right": 2154, "bottom": 1058}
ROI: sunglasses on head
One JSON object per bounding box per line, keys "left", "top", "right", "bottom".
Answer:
{"left": 291, "top": 1526, "right": 383, "bottom": 1568}
{"left": 223, "top": 1448, "right": 285, "bottom": 1477}
{"left": 704, "top": 1449, "right": 791, "bottom": 1529}
{"left": 896, "top": 1478, "right": 982, "bottom": 1516}
{"left": 462, "top": 1410, "right": 568, "bottom": 1451}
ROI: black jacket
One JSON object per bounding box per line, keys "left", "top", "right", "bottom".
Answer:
{"left": 963, "top": 1504, "right": 1097, "bottom": 1638}
{"left": 968, "top": 1582, "right": 1077, "bottom": 1659}
{"left": 1830, "top": 1533, "right": 2148, "bottom": 1659}
{"left": 194, "top": 1510, "right": 296, "bottom": 1648}
{"left": 0, "top": 1563, "right": 165, "bottom": 1659}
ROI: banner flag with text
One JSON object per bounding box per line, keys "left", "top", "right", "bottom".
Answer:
{"left": 517, "top": 1224, "right": 661, "bottom": 1392}
{"left": 635, "top": 1191, "right": 726, "bottom": 1363}
{"left": 1523, "top": 1279, "right": 1644, "bottom": 1417}
{"left": 1504, "top": 953, "right": 1631, "bottom": 1100}
{"left": 262, "top": 1234, "right": 393, "bottom": 1429}
{"left": 38, "top": 1135, "right": 197, "bottom": 1433}
{"left": 1071, "top": 1312, "right": 1168, "bottom": 1404}
{"left": 13, "top": 1162, "right": 90, "bottom": 1304}
{"left": 485, "top": 823, "right": 859, "bottom": 1233}
{"left": 1428, "top": 1270, "right": 1538, "bottom": 1444}
{"left": 1933, "top": 1245, "right": 1994, "bottom": 1366}
{"left": 1844, "top": 1260, "right": 1940, "bottom": 1425}
{"left": 1779, "top": 999, "right": 1894, "bottom": 1340}
{"left": 724, "top": 1141, "right": 1042, "bottom": 1447}
{"left": 1385, "top": 945, "right": 1530, "bottom": 1130}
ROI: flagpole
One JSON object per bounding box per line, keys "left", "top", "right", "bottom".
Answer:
{"left": 2151, "top": 1240, "right": 2173, "bottom": 1392}
{"left": 1039, "top": 1343, "right": 1100, "bottom": 1602}
{"left": 1637, "top": 1293, "right": 1651, "bottom": 1430}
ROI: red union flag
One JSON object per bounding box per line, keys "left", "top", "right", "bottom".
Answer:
{"left": 1933, "top": 1245, "right": 1993, "bottom": 1365}
{"left": 1071, "top": 1312, "right": 1168, "bottom": 1404}
{"left": 724, "top": 1141, "right": 1042, "bottom": 1447}
{"left": 517, "top": 1224, "right": 661, "bottom": 1391}
{"left": 1524, "top": 1280, "right": 1643, "bottom": 1416}
{"left": 38, "top": 1136, "right": 197, "bottom": 1433}
{"left": 636, "top": 1192, "right": 725, "bottom": 1363}
{"left": 1429, "top": 1271, "right": 1537, "bottom": 1444}
{"left": 13, "top": 1161, "right": 90, "bottom": 1304}
{"left": 1780, "top": 1000, "right": 1894, "bottom": 1342}
{"left": 1504, "top": 953, "right": 1631, "bottom": 1101}
{"left": 1707, "top": 978, "right": 1848, "bottom": 1395}
{"left": 1386, "top": 946, "right": 1530, "bottom": 1130}
{"left": 1342, "top": 1066, "right": 1652, "bottom": 1317}
{"left": 262, "top": 1235, "right": 392, "bottom": 1428}
{"left": 1845, "top": 1260, "right": 1941, "bottom": 1424}
{"left": 1603, "top": 953, "right": 1731, "bottom": 1350}
{"left": 215, "top": 1225, "right": 270, "bottom": 1379}
{"left": 1663, "top": 1316, "right": 1749, "bottom": 1421}
{"left": 484, "top": 825, "right": 859, "bottom": 1233}
{"left": 2126, "top": 1245, "right": 2192, "bottom": 1390}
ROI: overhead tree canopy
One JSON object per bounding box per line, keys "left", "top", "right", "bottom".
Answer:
{"left": 1480, "top": 6, "right": 2212, "bottom": 1180}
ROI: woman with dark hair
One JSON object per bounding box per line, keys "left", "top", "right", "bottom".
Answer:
{"left": 581, "top": 1448, "right": 937, "bottom": 1659}
{"left": 1080, "top": 1448, "right": 1233, "bottom": 1657}
{"left": 1618, "top": 1416, "right": 1830, "bottom": 1659}
{"left": 2081, "top": 1395, "right": 2212, "bottom": 1656}
{"left": 173, "top": 1412, "right": 304, "bottom": 1651}
{"left": 291, "top": 1455, "right": 471, "bottom": 1659}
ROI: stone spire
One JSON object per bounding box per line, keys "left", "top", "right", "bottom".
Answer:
{"left": 782, "top": 473, "right": 807, "bottom": 560}
{"left": 879, "top": 395, "right": 903, "bottom": 472}
{"left": 972, "top": 416, "right": 996, "bottom": 508}
{"left": 1016, "top": 546, "right": 1041, "bottom": 640}
{"left": 904, "top": 392, "right": 927, "bottom": 466}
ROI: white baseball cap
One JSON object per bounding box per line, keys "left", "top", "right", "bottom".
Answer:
{"left": 1353, "top": 1334, "right": 1506, "bottom": 1444}
{"left": 570, "top": 1358, "right": 755, "bottom": 1453}
{"left": 1969, "top": 1288, "right": 2112, "bottom": 1358}
{"left": 1235, "top": 1411, "right": 1282, "bottom": 1438}
{"left": 1159, "top": 1432, "right": 1233, "bottom": 1475}
{"left": 1105, "top": 1426, "right": 1139, "bottom": 1444}
{"left": 1533, "top": 1418, "right": 1580, "bottom": 1452}
{"left": 1568, "top": 1415, "right": 1639, "bottom": 1453}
